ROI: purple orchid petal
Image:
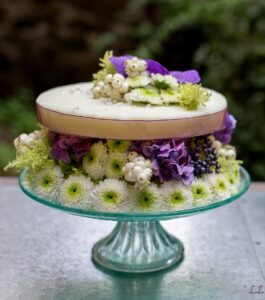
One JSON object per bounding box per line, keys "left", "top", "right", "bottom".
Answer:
{"left": 170, "top": 70, "right": 201, "bottom": 84}
{"left": 146, "top": 59, "right": 170, "bottom": 75}
{"left": 109, "top": 55, "right": 133, "bottom": 75}
{"left": 214, "top": 113, "right": 237, "bottom": 144}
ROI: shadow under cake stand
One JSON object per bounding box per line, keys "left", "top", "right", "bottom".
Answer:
{"left": 19, "top": 167, "right": 250, "bottom": 273}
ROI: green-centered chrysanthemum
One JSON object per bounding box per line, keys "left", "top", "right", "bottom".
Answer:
{"left": 210, "top": 174, "right": 231, "bottom": 199}
{"left": 107, "top": 140, "right": 131, "bottom": 153}
{"left": 105, "top": 152, "right": 128, "bottom": 179}
{"left": 161, "top": 89, "right": 180, "bottom": 104}
{"left": 83, "top": 141, "right": 107, "bottom": 180}
{"left": 151, "top": 74, "right": 178, "bottom": 90}
{"left": 161, "top": 182, "right": 193, "bottom": 210}
{"left": 91, "top": 179, "right": 127, "bottom": 211}
{"left": 126, "top": 73, "right": 151, "bottom": 88}
{"left": 34, "top": 165, "right": 63, "bottom": 200}
{"left": 224, "top": 172, "right": 239, "bottom": 195}
{"left": 178, "top": 83, "right": 210, "bottom": 110}
{"left": 124, "top": 87, "right": 162, "bottom": 105}
{"left": 136, "top": 184, "right": 160, "bottom": 210}
{"left": 59, "top": 175, "right": 93, "bottom": 206}
{"left": 191, "top": 180, "right": 212, "bottom": 206}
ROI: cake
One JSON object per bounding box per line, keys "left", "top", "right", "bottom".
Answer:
{"left": 6, "top": 51, "right": 241, "bottom": 212}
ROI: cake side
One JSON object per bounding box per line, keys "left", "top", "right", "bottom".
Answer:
{"left": 36, "top": 83, "right": 227, "bottom": 139}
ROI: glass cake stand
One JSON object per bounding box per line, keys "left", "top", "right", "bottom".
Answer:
{"left": 19, "top": 167, "right": 250, "bottom": 273}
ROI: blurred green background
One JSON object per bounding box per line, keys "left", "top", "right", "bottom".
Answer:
{"left": 0, "top": 0, "right": 264, "bottom": 179}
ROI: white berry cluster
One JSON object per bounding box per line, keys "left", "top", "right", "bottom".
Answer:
{"left": 14, "top": 129, "right": 47, "bottom": 154}
{"left": 92, "top": 74, "right": 129, "bottom": 101}
{"left": 218, "top": 147, "right": 236, "bottom": 159}
{"left": 122, "top": 152, "right": 153, "bottom": 189}
{"left": 125, "top": 57, "right": 147, "bottom": 78}
{"left": 209, "top": 135, "right": 236, "bottom": 160}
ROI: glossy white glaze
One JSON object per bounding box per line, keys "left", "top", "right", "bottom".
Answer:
{"left": 36, "top": 82, "right": 227, "bottom": 121}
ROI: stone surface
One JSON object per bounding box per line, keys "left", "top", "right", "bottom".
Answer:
{"left": 0, "top": 178, "right": 265, "bottom": 300}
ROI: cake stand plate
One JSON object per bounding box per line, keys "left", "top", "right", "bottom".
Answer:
{"left": 19, "top": 167, "right": 250, "bottom": 273}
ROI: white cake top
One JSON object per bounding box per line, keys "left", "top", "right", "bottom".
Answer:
{"left": 36, "top": 82, "right": 227, "bottom": 121}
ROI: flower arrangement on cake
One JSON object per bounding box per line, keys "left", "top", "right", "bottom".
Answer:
{"left": 5, "top": 51, "right": 241, "bottom": 213}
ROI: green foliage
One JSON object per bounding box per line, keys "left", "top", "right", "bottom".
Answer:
{"left": 4, "top": 138, "right": 54, "bottom": 173}
{"left": 0, "top": 89, "right": 37, "bottom": 175}
{"left": 92, "top": 51, "right": 117, "bottom": 83}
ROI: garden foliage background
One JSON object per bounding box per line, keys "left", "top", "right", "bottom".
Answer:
{"left": 0, "top": 0, "right": 264, "bottom": 179}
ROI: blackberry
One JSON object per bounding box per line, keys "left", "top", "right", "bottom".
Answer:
{"left": 189, "top": 136, "right": 220, "bottom": 177}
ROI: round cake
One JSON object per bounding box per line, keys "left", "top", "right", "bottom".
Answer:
{"left": 36, "top": 83, "right": 227, "bottom": 139}
{"left": 6, "top": 51, "right": 241, "bottom": 212}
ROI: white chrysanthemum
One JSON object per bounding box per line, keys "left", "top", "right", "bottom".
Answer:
{"left": 124, "top": 88, "right": 162, "bottom": 105}
{"left": 59, "top": 175, "right": 94, "bottom": 206}
{"left": 224, "top": 172, "right": 239, "bottom": 195}
{"left": 22, "top": 173, "right": 34, "bottom": 191}
{"left": 151, "top": 74, "right": 178, "bottom": 90}
{"left": 207, "top": 174, "right": 231, "bottom": 200}
{"left": 83, "top": 141, "right": 107, "bottom": 180}
{"left": 126, "top": 73, "right": 151, "bottom": 88}
{"left": 191, "top": 179, "right": 212, "bottom": 206}
{"left": 105, "top": 152, "right": 128, "bottom": 179}
{"left": 91, "top": 179, "right": 128, "bottom": 212}
{"left": 161, "top": 182, "right": 193, "bottom": 211}
{"left": 161, "top": 89, "right": 180, "bottom": 104}
{"left": 34, "top": 166, "right": 63, "bottom": 200}
{"left": 135, "top": 183, "right": 160, "bottom": 211}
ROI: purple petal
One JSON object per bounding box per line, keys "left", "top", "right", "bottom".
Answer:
{"left": 170, "top": 70, "right": 201, "bottom": 84}
{"left": 109, "top": 55, "right": 133, "bottom": 75}
{"left": 146, "top": 59, "right": 169, "bottom": 75}
{"left": 214, "top": 113, "right": 237, "bottom": 144}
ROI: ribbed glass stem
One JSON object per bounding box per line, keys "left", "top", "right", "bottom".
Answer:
{"left": 92, "top": 221, "right": 184, "bottom": 273}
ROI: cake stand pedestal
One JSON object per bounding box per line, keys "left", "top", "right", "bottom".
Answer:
{"left": 92, "top": 221, "right": 184, "bottom": 272}
{"left": 19, "top": 167, "right": 250, "bottom": 273}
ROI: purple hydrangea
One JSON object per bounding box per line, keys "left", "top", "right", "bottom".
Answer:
{"left": 132, "top": 139, "right": 194, "bottom": 185}
{"left": 214, "top": 113, "right": 237, "bottom": 144}
{"left": 50, "top": 132, "right": 93, "bottom": 164}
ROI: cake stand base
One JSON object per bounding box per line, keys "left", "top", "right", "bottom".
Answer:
{"left": 92, "top": 221, "right": 184, "bottom": 273}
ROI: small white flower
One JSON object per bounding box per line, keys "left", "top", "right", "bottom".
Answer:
{"left": 59, "top": 175, "right": 94, "bottom": 206}
{"left": 83, "top": 141, "right": 107, "bottom": 180}
{"left": 191, "top": 179, "right": 212, "bottom": 206}
{"left": 161, "top": 182, "right": 193, "bottom": 210}
{"left": 105, "top": 152, "right": 128, "bottom": 179}
{"left": 151, "top": 74, "right": 178, "bottom": 90}
{"left": 91, "top": 179, "right": 127, "bottom": 212}
{"left": 34, "top": 166, "right": 63, "bottom": 200}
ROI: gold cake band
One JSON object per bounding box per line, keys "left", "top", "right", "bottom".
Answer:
{"left": 37, "top": 104, "right": 227, "bottom": 140}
